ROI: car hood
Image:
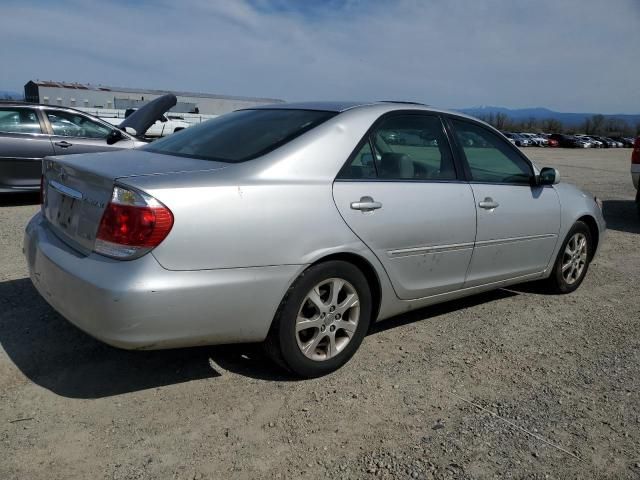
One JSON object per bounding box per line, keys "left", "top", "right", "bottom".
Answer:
{"left": 119, "top": 94, "right": 177, "bottom": 136}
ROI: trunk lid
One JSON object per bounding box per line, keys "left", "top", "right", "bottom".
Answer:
{"left": 42, "top": 150, "right": 229, "bottom": 254}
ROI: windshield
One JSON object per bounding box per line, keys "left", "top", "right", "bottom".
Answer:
{"left": 144, "top": 109, "right": 337, "bottom": 163}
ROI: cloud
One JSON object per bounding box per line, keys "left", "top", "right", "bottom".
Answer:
{"left": 0, "top": 0, "right": 638, "bottom": 113}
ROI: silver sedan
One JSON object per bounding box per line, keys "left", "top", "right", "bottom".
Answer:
{"left": 24, "top": 102, "right": 606, "bottom": 377}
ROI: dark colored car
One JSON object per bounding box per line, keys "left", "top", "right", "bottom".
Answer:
{"left": 548, "top": 133, "right": 580, "bottom": 148}
{"left": 612, "top": 136, "right": 634, "bottom": 147}
{"left": 0, "top": 95, "right": 176, "bottom": 192}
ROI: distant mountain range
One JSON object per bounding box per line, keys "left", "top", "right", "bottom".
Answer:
{"left": 0, "top": 90, "right": 23, "bottom": 100}
{"left": 456, "top": 106, "right": 640, "bottom": 127}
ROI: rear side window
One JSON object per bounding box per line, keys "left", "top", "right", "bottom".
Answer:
{"left": 0, "top": 108, "right": 42, "bottom": 134}
{"left": 144, "top": 109, "right": 337, "bottom": 163}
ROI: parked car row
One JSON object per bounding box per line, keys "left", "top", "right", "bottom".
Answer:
{"left": 502, "top": 131, "right": 635, "bottom": 148}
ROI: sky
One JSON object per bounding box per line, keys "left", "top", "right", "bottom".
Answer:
{"left": 1, "top": 0, "right": 639, "bottom": 113}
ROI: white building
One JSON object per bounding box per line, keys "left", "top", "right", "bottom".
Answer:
{"left": 24, "top": 80, "right": 283, "bottom": 115}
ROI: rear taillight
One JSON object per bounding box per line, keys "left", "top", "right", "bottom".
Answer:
{"left": 94, "top": 185, "right": 173, "bottom": 259}
{"left": 632, "top": 137, "right": 640, "bottom": 164}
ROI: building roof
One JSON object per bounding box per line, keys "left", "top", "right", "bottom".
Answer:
{"left": 26, "top": 80, "right": 283, "bottom": 103}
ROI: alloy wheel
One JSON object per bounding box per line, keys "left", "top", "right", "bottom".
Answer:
{"left": 295, "top": 278, "right": 360, "bottom": 361}
{"left": 561, "top": 232, "right": 588, "bottom": 285}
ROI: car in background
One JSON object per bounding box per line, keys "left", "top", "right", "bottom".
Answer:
{"left": 577, "top": 135, "right": 603, "bottom": 148}
{"left": 520, "top": 133, "right": 548, "bottom": 146}
{"left": 24, "top": 101, "right": 606, "bottom": 377}
{"left": 503, "top": 132, "right": 530, "bottom": 147}
{"left": 632, "top": 137, "right": 640, "bottom": 216}
{"left": 589, "top": 135, "right": 614, "bottom": 148}
{"left": 603, "top": 137, "right": 620, "bottom": 148}
{"left": 549, "top": 133, "right": 581, "bottom": 148}
{"left": 0, "top": 95, "right": 177, "bottom": 193}
{"left": 573, "top": 136, "right": 592, "bottom": 148}
{"left": 537, "top": 133, "right": 559, "bottom": 147}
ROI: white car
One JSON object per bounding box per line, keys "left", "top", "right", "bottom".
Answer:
{"left": 577, "top": 135, "right": 602, "bottom": 148}
{"left": 521, "top": 133, "right": 548, "bottom": 146}
{"left": 103, "top": 114, "right": 189, "bottom": 138}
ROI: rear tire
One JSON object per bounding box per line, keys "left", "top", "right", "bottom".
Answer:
{"left": 544, "top": 221, "right": 592, "bottom": 294}
{"left": 265, "top": 261, "right": 372, "bottom": 378}
{"left": 636, "top": 189, "right": 640, "bottom": 219}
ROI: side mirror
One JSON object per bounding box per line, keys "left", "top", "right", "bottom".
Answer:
{"left": 106, "top": 129, "right": 124, "bottom": 145}
{"left": 538, "top": 167, "right": 560, "bottom": 185}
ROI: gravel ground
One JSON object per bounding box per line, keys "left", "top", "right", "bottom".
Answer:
{"left": 1, "top": 148, "right": 639, "bottom": 479}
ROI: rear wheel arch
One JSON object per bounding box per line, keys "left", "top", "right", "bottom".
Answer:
{"left": 272, "top": 252, "right": 382, "bottom": 334}
{"left": 307, "top": 253, "right": 382, "bottom": 324}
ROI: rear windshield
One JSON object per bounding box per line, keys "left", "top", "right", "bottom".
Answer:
{"left": 144, "top": 109, "right": 337, "bottom": 163}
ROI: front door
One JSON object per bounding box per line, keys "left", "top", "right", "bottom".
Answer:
{"left": 333, "top": 113, "right": 477, "bottom": 300}
{"left": 448, "top": 118, "right": 561, "bottom": 286}
{"left": 44, "top": 109, "right": 134, "bottom": 155}
{"left": 0, "top": 107, "right": 54, "bottom": 190}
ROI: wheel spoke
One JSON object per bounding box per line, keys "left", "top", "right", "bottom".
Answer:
{"left": 296, "top": 315, "right": 323, "bottom": 332}
{"left": 337, "top": 319, "right": 357, "bottom": 335}
{"left": 302, "top": 332, "right": 324, "bottom": 356}
{"left": 330, "top": 279, "right": 344, "bottom": 306}
{"left": 562, "top": 261, "right": 573, "bottom": 273}
{"left": 337, "top": 293, "right": 359, "bottom": 314}
{"left": 327, "top": 333, "right": 337, "bottom": 358}
{"left": 307, "top": 288, "right": 325, "bottom": 311}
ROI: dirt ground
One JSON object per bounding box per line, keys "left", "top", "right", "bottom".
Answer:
{"left": 1, "top": 148, "right": 638, "bottom": 479}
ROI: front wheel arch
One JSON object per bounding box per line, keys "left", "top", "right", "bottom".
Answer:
{"left": 576, "top": 214, "right": 599, "bottom": 260}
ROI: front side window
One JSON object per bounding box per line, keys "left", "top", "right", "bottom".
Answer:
{"left": 0, "top": 108, "right": 42, "bottom": 134}
{"left": 46, "top": 110, "right": 112, "bottom": 139}
{"left": 339, "top": 114, "right": 456, "bottom": 181}
{"left": 451, "top": 119, "right": 533, "bottom": 184}
{"left": 144, "top": 109, "right": 337, "bottom": 163}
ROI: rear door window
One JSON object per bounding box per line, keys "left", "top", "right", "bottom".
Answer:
{"left": 338, "top": 113, "right": 456, "bottom": 181}
{"left": 0, "top": 108, "right": 42, "bottom": 134}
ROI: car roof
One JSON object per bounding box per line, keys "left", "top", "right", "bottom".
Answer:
{"left": 246, "top": 100, "right": 486, "bottom": 123}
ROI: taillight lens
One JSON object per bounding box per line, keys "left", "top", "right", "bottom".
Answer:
{"left": 94, "top": 185, "right": 173, "bottom": 259}
{"left": 632, "top": 137, "right": 640, "bottom": 164}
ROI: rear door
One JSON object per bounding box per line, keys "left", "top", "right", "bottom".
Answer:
{"left": 333, "top": 112, "right": 477, "bottom": 300}
{"left": 43, "top": 108, "right": 135, "bottom": 155}
{"left": 0, "top": 106, "right": 54, "bottom": 190}
{"left": 447, "top": 117, "right": 560, "bottom": 286}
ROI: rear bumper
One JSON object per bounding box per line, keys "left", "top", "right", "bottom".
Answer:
{"left": 24, "top": 213, "right": 300, "bottom": 349}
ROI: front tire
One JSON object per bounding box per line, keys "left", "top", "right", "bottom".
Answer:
{"left": 545, "top": 221, "right": 592, "bottom": 294}
{"left": 636, "top": 189, "right": 640, "bottom": 219}
{"left": 265, "top": 261, "right": 372, "bottom": 378}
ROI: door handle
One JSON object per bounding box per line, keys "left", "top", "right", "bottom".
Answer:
{"left": 478, "top": 197, "right": 499, "bottom": 210}
{"left": 54, "top": 141, "right": 72, "bottom": 148}
{"left": 351, "top": 196, "right": 382, "bottom": 212}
